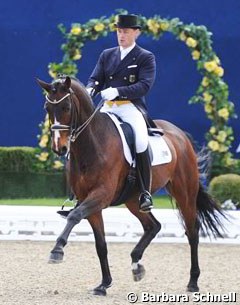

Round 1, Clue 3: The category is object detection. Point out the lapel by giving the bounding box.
[113,45,141,75]
[107,47,121,76]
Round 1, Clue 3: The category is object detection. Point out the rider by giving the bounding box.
[86,14,156,213]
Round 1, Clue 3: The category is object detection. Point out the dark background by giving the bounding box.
[0,0,239,156]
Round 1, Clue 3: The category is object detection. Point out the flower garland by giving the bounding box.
[38,10,238,175]
[36,114,64,171]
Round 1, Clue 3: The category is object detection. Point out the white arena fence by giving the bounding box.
[0,206,239,244]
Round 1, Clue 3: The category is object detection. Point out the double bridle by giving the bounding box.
[46,88,103,142]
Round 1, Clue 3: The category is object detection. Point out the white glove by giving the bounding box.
[101,87,119,101]
[86,87,93,95]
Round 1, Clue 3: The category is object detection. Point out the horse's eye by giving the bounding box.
[62,104,70,112]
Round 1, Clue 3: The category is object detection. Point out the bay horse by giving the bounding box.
[37,76,224,296]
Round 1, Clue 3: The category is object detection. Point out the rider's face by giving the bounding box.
[117,28,140,49]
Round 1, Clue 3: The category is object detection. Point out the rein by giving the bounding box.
[46,88,104,143]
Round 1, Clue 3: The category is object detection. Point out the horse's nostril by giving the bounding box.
[53,146,67,157]
[61,146,68,156]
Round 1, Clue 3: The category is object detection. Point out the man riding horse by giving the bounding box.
[86,14,156,213]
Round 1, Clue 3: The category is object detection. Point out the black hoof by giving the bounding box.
[187,285,199,292]
[48,250,64,264]
[93,285,107,296]
[132,264,146,282]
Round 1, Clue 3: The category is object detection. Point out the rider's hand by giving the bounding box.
[101,87,119,101]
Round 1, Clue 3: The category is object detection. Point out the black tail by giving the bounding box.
[184,131,227,237]
[197,183,226,238]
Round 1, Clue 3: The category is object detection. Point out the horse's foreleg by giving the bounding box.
[49,216,77,263]
[49,199,102,263]
[126,201,161,282]
[88,212,112,296]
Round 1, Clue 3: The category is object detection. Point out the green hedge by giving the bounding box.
[209,174,240,208]
[0,147,67,198]
[0,147,39,172]
[0,172,67,198]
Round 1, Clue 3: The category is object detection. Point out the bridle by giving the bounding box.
[46,88,104,143]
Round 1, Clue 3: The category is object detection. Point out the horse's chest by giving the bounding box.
[70,173,93,199]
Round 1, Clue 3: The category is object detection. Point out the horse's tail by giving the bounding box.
[184,131,227,237]
[196,183,226,238]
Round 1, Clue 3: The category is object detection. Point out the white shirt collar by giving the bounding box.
[120,43,136,60]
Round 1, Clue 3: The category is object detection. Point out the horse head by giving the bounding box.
[37,75,95,156]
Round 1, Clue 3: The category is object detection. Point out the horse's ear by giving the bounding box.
[64,76,71,90]
[36,78,52,93]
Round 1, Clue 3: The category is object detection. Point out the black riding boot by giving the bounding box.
[136,149,153,213]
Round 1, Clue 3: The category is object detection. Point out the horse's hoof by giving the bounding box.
[93,285,107,296]
[187,285,199,292]
[48,251,64,264]
[132,264,146,282]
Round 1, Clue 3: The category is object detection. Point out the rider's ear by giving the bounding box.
[63,76,71,90]
[36,78,52,93]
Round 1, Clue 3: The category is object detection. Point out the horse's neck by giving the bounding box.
[70,112,109,171]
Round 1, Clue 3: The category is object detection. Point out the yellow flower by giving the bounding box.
[203,92,213,102]
[39,135,49,148]
[204,60,218,72]
[70,26,82,35]
[201,77,209,87]
[38,152,49,162]
[186,37,198,48]
[48,70,57,79]
[225,157,235,166]
[192,50,200,60]
[216,131,227,143]
[204,104,213,113]
[214,66,224,77]
[219,144,228,152]
[114,15,119,24]
[109,22,116,32]
[53,160,64,169]
[214,56,221,65]
[147,19,160,34]
[179,31,187,41]
[94,23,105,32]
[208,140,220,151]
[72,49,81,60]
[44,117,50,128]
[209,126,216,134]
[160,22,169,31]
[218,108,229,120]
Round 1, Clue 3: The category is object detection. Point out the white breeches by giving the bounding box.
[100,102,148,153]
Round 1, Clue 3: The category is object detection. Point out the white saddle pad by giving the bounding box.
[106,113,172,166]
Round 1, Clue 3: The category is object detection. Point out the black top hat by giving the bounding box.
[115,14,141,29]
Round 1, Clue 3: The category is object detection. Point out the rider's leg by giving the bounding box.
[100,103,153,212]
[135,148,153,213]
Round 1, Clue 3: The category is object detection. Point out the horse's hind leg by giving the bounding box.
[168,182,200,292]
[125,200,161,282]
[88,212,112,296]
[186,217,200,292]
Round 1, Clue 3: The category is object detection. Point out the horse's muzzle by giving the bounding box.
[53,145,68,157]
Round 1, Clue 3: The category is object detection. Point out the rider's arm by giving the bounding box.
[87,51,106,95]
